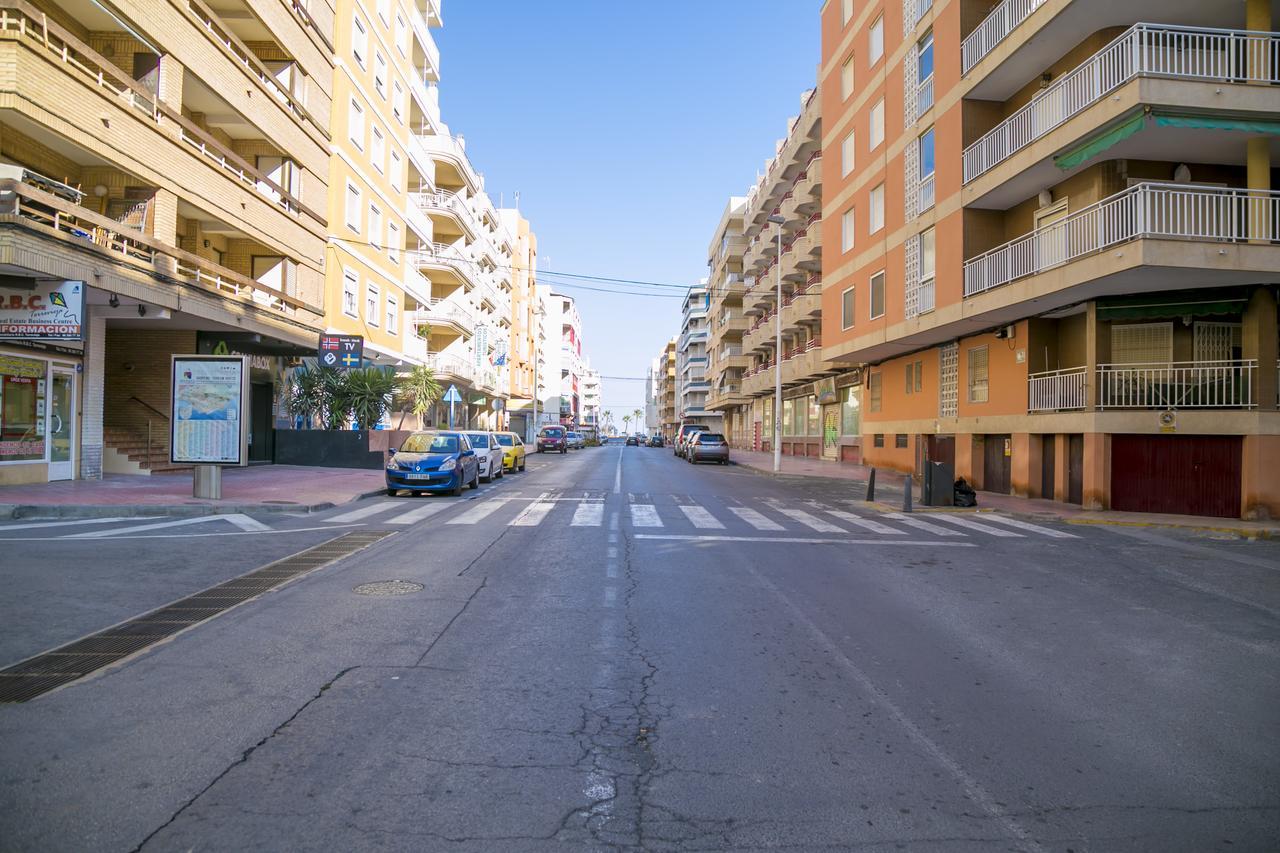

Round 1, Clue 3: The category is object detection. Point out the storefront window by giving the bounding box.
[763,398,773,438]
[807,397,820,436]
[841,386,861,435]
[782,399,794,436]
[0,354,47,462]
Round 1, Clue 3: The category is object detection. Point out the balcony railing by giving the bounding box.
[919,172,936,212]
[964,24,1280,182]
[409,242,479,288]
[414,299,474,334]
[424,352,473,382]
[916,74,934,117]
[962,0,1049,74]
[1028,366,1088,411]
[1099,360,1256,409]
[963,183,1280,297]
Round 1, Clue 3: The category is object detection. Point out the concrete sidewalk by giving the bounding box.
[730,447,1280,539]
[0,465,386,519]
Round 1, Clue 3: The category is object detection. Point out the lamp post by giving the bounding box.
[766,213,785,473]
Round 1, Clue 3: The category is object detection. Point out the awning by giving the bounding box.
[1055,113,1146,170]
[1154,114,1280,135]
[1096,288,1252,321]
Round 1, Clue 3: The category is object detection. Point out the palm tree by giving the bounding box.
[395,364,441,429]
[622,414,632,434]
[345,366,398,430]
[632,409,644,433]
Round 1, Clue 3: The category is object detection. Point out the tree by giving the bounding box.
[286,363,347,430]
[622,414,632,433]
[632,409,644,432]
[395,364,441,429]
[345,366,398,429]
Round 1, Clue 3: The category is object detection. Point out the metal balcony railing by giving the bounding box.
[919,172,936,212]
[1028,366,1088,411]
[423,352,473,382]
[1099,360,1256,409]
[964,24,1280,182]
[414,299,475,334]
[409,242,480,288]
[916,73,934,117]
[963,183,1280,297]
[962,0,1049,74]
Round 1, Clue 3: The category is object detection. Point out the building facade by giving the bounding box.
[819,0,1279,518]
[558,293,583,425]
[704,199,751,444]
[677,285,721,433]
[657,337,678,440]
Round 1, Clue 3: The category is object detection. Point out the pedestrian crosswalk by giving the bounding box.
[317,490,1079,542]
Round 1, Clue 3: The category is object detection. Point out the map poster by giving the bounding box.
[170,356,249,466]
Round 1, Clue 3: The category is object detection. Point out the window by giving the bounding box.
[0,354,48,462]
[395,9,409,55]
[870,270,885,319]
[377,0,390,26]
[841,130,856,177]
[342,268,359,317]
[841,54,855,100]
[895,434,908,449]
[782,398,794,436]
[920,227,935,312]
[369,204,382,249]
[870,98,885,149]
[348,99,364,149]
[906,362,914,393]
[345,182,361,231]
[386,293,398,335]
[869,373,882,412]
[392,81,404,123]
[869,183,884,233]
[873,433,885,447]
[389,150,402,191]
[374,52,387,99]
[387,221,399,264]
[906,360,923,393]
[919,127,935,178]
[352,15,367,68]
[842,0,853,25]
[841,208,855,252]
[1112,323,1173,364]
[841,385,861,435]
[968,346,989,403]
[841,286,855,330]
[919,30,934,82]
[365,283,380,325]
[869,16,884,65]
[371,126,385,172]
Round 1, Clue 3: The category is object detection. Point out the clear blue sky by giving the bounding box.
[437,2,819,416]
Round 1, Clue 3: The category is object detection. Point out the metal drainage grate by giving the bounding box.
[0,530,393,703]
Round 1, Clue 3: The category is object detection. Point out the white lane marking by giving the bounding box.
[678,505,725,530]
[613,447,623,493]
[629,505,662,527]
[825,510,906,535]
[0,516,160,531]
[975,514,1079,538]
[224,514,270,532]
[774,507,845,533]
[0,524,390,541]
[634,534,973,547]
[67,515,232,539]
[510,501,555,527]
[572,502,605,527]
[930,514,1023,537]
[386,502,450,525]
[881,512,966,537]
[325,503,403,524]
[446,499,510,525]
[728,507,785,531]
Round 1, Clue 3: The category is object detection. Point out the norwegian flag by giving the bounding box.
[320,336,341,350]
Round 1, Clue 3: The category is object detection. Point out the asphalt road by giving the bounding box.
[1,445,1277,851]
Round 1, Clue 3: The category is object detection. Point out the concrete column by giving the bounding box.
[1085,302,1101,409]
[151,187,178,245]
[1082,431,1110,511]
[158,55,184,111]
[79,305,107,480]
[1053,433,1070,502]
[1011,432,1035,498]
[956,434,978,489]
[1241,287,1278,410]
[1241,434,1280,520]
[1246,136,1272,243]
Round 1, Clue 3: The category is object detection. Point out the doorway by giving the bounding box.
[1067,434,1084,505]
[821,405,839,460]
[1040,434,1056,499]
[983,433,1012,494]
[48,367,76,480]
[249,382,273,463]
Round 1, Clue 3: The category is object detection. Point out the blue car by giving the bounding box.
[385,430,481,496]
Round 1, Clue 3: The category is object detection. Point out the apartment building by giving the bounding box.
[820,0,1278,519]
[704,198,751,444]
[677,284,722,433]
[657,337,678,439]
[558,293,583,425]
[0,0,335,482]
[741,88,863,461]
[645,356,662,432]
[581,367,602,431]
[504,210,538,438]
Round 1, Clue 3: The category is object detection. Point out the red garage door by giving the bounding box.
[1111,435,1242,518]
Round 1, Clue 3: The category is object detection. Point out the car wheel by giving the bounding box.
[519,459,526,471]
[451,475,464,497]
[386,487,398,496]
[469,470,480,490]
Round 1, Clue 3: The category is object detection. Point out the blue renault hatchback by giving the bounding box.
[386,430,481,496]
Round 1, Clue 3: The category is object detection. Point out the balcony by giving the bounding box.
[416,134,481,192]
[424,352,474,385]
[410,242,480,291]
[962,0,1050,75]
[414,299,475,337]
[964,24,1280,185]
[1028,362,1259,410]
[780,339,827,386]
[413,191,475,239]
[964,183,1280,298]
[1027,366,1089,411]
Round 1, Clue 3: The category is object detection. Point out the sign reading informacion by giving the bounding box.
[0,280,85,340]
[170,356,249,466]
[318,334,363,369]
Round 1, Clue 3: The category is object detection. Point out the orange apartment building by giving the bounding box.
[819,0,1279,519]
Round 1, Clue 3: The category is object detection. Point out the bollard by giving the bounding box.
[902,474,913,513]
[864,467,876,502]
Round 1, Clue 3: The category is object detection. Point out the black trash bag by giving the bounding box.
[953,477,977,508]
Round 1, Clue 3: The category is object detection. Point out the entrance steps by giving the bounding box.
[103,428,192,475]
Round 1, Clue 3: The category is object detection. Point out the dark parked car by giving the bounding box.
[537,425,568,453]
[687,432,730,465]
[386,430,481,496]
[647,434,665,447]
[625,435,640,446]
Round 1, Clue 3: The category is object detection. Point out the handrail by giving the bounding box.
[0,0,322,224]
[0,179,316,313]
[962,0,1049,74]
[128,396,169,421]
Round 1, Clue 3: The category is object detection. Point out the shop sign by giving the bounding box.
[317,334,363,369]
[0,280,84,340]
[170,355,249,466]
[815,377,839,405]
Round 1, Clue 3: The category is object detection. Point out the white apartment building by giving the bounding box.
[558,293,584,425]
[581,367,602,432]
[645,357,662,433]
[677,285,721,432]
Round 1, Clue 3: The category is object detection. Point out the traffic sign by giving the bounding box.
[442,384,463,403]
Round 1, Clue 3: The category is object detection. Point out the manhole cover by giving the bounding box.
[353,580,424,596]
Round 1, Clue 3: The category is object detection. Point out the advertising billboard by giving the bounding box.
[0,280,85,340]
[170,355,249,466]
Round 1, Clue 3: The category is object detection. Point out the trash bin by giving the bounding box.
[922,461,954,507]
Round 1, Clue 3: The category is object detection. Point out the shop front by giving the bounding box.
[0,348,80,485]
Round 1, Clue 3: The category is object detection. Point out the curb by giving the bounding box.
[1063,516,1277,540]
[0,486,387,521]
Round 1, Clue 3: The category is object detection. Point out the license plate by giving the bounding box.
[406,473,432,480]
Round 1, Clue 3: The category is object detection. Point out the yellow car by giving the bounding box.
[494,432,527,472]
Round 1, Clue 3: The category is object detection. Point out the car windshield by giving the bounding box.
[400,433,459,454]
[467,433,490,448]
[699,434,725,443]
[542,428,564,437]
[494,434,515,447]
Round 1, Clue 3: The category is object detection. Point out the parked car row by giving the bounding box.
[386,429,527,497]
[536,425,595,453]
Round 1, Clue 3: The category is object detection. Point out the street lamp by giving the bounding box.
[766,213,785,473]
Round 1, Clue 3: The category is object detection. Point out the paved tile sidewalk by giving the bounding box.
[0,465,386,518]
[730,448,1279,538]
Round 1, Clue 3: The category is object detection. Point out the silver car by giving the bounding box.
[687,432,730,465]
[462,431,505,482]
